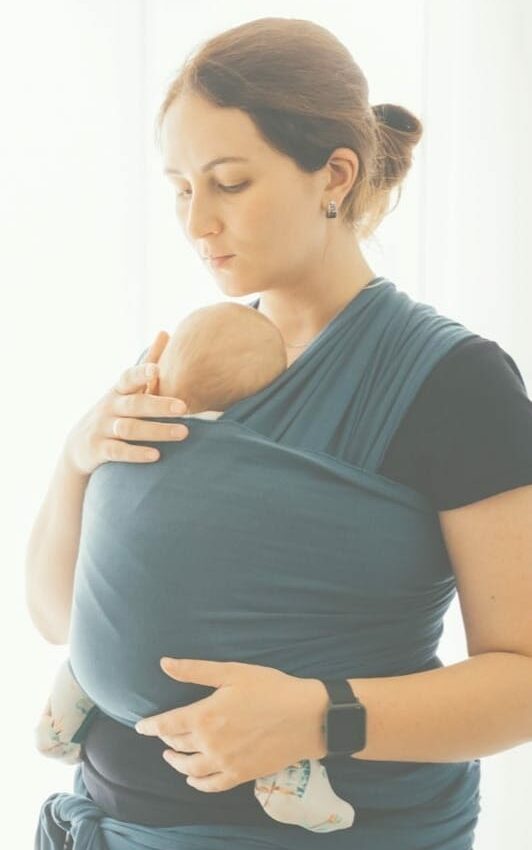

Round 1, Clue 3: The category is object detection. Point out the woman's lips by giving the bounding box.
[209,255,234,268]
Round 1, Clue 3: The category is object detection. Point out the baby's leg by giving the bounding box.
[254,759,355,833]
[34,659,97,764]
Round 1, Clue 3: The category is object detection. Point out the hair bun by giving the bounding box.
[372,103,418,133]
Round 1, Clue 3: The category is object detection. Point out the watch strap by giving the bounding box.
[321,678,361,706]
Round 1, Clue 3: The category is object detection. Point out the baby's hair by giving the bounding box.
[160,303,287,412]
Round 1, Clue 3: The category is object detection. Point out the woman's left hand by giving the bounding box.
[135,658,328,792]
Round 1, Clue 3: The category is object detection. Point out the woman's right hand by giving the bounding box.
[64,330,189,475]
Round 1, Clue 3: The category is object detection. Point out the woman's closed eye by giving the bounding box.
[175,182,249,198]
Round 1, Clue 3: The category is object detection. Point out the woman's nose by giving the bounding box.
[184,194,223,242]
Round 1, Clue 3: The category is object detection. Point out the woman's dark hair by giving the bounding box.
[154,17,423,240]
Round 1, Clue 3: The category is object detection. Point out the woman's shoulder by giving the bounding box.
[380,334,532,510]
[418,333,527,393]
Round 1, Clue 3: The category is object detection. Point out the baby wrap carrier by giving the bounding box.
[36,280,481,849]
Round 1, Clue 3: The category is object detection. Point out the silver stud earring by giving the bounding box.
[326,200,337,218]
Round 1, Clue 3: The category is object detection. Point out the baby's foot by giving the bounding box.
[254,759,355,833]
[34,711,83,764]
[34,660,96,764]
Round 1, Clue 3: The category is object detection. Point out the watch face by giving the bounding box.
[327,703,366,754]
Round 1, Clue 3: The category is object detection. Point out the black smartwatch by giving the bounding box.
[320,679,367,758]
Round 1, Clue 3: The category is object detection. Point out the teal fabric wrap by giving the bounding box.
[35,762,480,849]
[45,279,482,847]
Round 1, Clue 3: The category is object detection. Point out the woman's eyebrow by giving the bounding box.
[164,156,249,176]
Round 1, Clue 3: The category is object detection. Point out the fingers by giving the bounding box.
[113,386,188,419]
[107,416,189,443]
[141,331,170,394]
[100,438,161,464]
[141,330,170,365]
[99,335,189,466]
[114,363,160,396]
[145,371,159,396]
[162,750,220,780]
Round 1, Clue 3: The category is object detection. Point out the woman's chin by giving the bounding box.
[214,273,258,299]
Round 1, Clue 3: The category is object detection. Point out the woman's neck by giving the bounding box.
[256,238,376,348]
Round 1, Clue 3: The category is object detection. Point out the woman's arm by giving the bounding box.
[25,329,185,645]
[344,651,532,762]
[25,450,89,644]
[341,484,532,762]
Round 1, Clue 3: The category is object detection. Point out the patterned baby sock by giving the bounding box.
[34,658,97,764]
[254,758,355,833]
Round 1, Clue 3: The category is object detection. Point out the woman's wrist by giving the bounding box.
[63,428,91,480]
[303,678,329,760]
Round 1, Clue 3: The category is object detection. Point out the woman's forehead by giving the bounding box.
[161,94,276,174]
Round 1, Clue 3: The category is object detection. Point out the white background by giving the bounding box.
[1,1,531,847]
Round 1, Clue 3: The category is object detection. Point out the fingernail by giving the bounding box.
[170,401,187,414]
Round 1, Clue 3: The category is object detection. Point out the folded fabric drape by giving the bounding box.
[36,280,482,848]
[36,758,480,850]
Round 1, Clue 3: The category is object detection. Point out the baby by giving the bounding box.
[34,301,355,834]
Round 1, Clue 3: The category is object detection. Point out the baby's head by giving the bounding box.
[156,302,287,414]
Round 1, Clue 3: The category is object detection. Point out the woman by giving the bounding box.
[28,16,532,850]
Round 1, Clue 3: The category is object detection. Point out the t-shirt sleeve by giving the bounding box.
[382,335,532,510]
